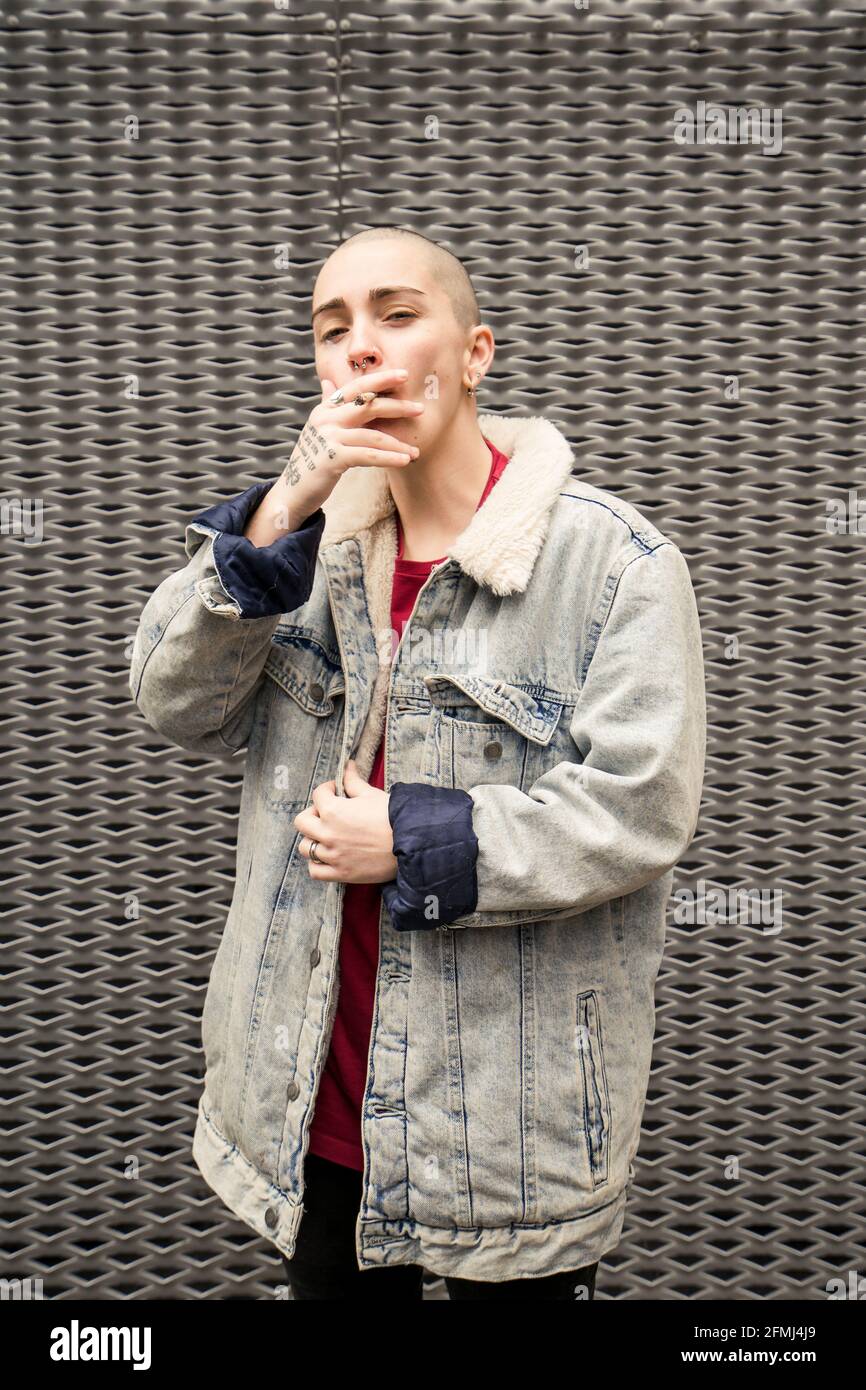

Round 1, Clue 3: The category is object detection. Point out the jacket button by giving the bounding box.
[287,1080,299,1100]
[309,682,324,702]
[264,1206,279,1229]
[483,740,502,759]
[310,947,320,967]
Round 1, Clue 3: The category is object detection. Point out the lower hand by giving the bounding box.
[294,759,398,884]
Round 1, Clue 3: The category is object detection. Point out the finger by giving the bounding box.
[293,807,322,838]
[338,402,424,431]
[321,372,414,419]
[311,779,337,813]
[330,442,415,468]
[335,367,409,399]
[325,437,416,469]
[339,428,420,450]
[307,860,342,881]
[347,395,424,417]
[342,760,364,793]
[300,835,332,864]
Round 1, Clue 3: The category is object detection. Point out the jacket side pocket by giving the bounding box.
[576,989,612,1188]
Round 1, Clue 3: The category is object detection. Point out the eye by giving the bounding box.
[322,310,417,344]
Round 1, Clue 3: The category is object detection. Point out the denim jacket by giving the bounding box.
[128,411,707,1281]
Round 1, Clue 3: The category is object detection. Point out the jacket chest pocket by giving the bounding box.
[264,628,345,716]
[575,989,611,1189]
[423,672,566,793]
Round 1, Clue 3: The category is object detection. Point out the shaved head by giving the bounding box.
[320,226,479,334]
[310,224,496,460]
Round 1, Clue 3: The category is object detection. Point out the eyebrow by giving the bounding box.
[311,285,427,325]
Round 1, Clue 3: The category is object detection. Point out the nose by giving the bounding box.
[345,342,381,374]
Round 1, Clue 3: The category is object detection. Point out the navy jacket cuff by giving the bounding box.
[187,480,326,619]
[382,783,479,932]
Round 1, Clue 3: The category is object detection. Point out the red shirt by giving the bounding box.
[307,436,510,1170]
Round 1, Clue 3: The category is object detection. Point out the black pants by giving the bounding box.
[280,1152,599,1300]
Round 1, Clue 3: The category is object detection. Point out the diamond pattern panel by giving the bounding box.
[1,1,863,1299]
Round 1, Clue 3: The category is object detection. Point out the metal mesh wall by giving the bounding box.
[1,0,864,1300]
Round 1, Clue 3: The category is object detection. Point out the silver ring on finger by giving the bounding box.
[327,387,378,408]
[309,840,324,864]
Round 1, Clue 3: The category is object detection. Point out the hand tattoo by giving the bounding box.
[282,423,336,487]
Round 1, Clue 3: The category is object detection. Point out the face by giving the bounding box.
[311,239,479,448]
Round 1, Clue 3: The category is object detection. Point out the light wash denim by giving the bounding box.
[128,412,706,1281]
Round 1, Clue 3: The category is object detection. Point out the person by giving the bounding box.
[129,225,707,1299]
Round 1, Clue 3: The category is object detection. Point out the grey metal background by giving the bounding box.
[1,0,864,1301]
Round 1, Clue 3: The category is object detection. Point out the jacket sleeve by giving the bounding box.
[381,541,706,932]
[128,480,325,756]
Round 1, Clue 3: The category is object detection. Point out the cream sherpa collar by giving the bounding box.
[318,412,575,597]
